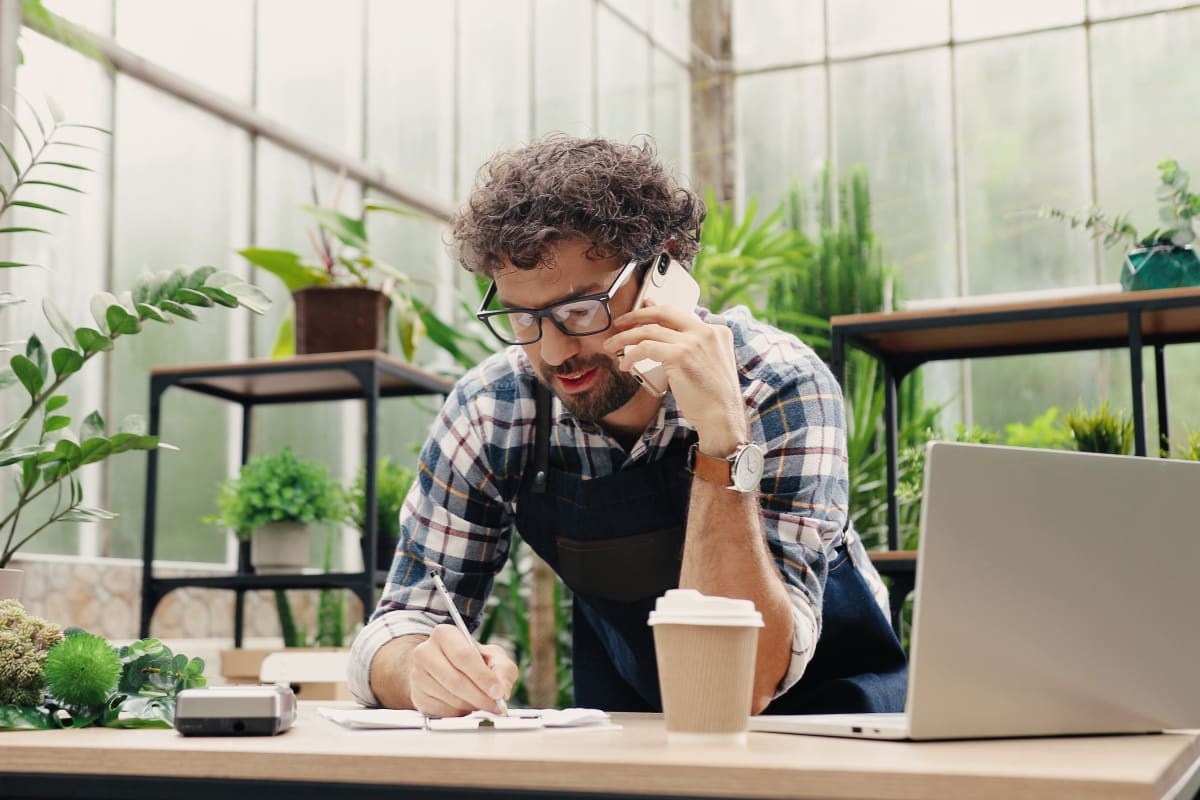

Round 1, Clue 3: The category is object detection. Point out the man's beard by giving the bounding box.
[538,354,642,423]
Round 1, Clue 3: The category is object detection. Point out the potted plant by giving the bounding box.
[0,99,269,599]
[237,175,437,359]
[346,455,415,569]
[209,447,346,574]
[1041,158,1200,291]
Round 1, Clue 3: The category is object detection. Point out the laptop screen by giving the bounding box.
[904,442,1200,739]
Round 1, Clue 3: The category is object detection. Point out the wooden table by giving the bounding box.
[830,285,1200,552]
[2,706,1198,799]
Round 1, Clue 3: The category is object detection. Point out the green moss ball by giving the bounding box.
[42,633,121,708]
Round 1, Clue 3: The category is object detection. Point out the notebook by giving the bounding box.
[750,441,1200,740]
[318,706,613,731]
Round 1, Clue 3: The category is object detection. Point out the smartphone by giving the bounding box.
[627,252,701,397]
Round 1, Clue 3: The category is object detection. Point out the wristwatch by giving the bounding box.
[687,441,765,493]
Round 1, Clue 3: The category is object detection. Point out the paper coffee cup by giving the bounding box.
[648,589,763,743]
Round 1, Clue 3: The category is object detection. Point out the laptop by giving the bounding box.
[750,441,1200,740]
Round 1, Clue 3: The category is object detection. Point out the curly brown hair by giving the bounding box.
[449,136,705,276]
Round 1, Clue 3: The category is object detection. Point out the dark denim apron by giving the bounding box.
[513,383,907,714]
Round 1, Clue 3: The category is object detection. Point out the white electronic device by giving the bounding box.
[175,684,297,736]
[750,442,1200,741]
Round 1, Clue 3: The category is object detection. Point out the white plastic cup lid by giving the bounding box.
[646,589,764,628]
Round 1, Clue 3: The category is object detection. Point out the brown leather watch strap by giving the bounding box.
[687,443,733,487]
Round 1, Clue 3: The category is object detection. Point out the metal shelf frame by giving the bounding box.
[138,351,454,646]
[830,286,1200,630]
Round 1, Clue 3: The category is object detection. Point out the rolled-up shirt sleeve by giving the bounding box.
[747,347,882,699]
[348,378,517,707]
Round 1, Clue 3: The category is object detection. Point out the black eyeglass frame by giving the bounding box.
[474,256,645,345]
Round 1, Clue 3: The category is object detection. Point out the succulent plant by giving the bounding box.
[0,599,64,706]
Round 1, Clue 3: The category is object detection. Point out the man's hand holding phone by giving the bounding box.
[605,255,747,450]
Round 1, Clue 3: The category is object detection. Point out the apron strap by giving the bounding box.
[532,382,551,494]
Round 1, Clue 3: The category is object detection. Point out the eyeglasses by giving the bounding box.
[475,257,643,345]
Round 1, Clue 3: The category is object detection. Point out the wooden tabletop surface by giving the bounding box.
[1,706,1197,799]
[830,284,1200,360]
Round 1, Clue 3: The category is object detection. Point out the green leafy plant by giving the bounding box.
[0,93,107,268]
[1040,159,1200,251]
[0,99,269,569]
[209,447,346,539]
[422,274,501,372]
[211,448,348,647]
[0,266,269,569]
[1064,401,1134,455]
[0,600,204,729]
[692,189,818,332]
[347,456,415,542]
[238,175,449,360]
[1003,406,1075,450]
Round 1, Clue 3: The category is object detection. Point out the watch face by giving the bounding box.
[732,444,765,492]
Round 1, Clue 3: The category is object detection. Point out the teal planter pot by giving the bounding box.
[1121,245,1200,291]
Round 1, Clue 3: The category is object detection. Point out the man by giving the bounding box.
[348,136,906,716]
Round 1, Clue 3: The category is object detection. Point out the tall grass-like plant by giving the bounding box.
[696,165,938,550]
[783,165,934,549]
[273,525,346,648]
[1177,431,1200,461]
[776,165,894,363]
[844,353,940,550]
[1064,401,1134,455]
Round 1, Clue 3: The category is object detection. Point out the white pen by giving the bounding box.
[431,570,510,716]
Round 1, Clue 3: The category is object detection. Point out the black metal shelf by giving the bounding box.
[138,351,453,646]
[149,571,394,593]
[831,285,1200,555]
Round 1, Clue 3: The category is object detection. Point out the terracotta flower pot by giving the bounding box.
[292,286,390,354]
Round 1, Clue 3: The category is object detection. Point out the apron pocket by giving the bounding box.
[557,527,683,603]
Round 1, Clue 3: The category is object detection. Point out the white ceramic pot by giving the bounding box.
[0,567,24,600]
[250,521,311,574]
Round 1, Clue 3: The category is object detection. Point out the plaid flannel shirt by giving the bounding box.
[348,306,889,706]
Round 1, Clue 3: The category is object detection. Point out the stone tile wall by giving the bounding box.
[10,555,365,645]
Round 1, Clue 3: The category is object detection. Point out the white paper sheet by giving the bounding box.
[318,706,612,731]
